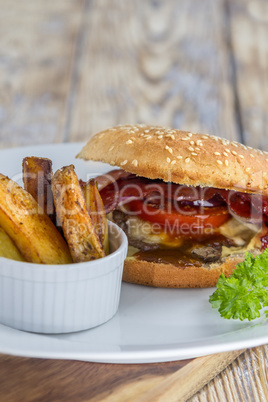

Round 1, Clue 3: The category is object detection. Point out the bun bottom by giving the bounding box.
[122,254,255,288]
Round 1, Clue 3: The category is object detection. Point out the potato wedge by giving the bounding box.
[0,173,72,264]
[82,179,109,255]
[22,156,55,219]
[52,165,105,263]
[0,227,25,261]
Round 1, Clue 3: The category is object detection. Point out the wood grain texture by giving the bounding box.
[0,0,83,148]
[227,0,268,150]
[136,349,244,402]
[0,350,244,402]
[190,346,268,402]
[69,0,238,142]
[0,354,183,401]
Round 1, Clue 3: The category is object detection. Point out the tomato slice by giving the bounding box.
[127,200,230,237]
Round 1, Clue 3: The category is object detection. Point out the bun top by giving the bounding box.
[76,124,268,195]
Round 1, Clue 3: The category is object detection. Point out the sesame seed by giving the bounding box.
[250,154,254,158]
[158,135,163,139]
[238,154,244,159]
[125,140,133,144]
[144,129,150,133]
[185,157,190,163]
[110,161,115,165]
[145,135,152,140]
[171,160,176,165]
[177,155,182,159]
[266,159,268,162]
[167,157,171,163]
[165,145,173,154]
[191,152,198,156]
[231,142,238,147]
[225,149,230,153]
[132,159,138,167]
[188,146,195,152]
[188,133,193,137]
[217,160,223,165]
[166,134,175,140]
[190,140,195,145]
[195,147,200,151]
[214,152,221,156]
[223,152,228,157]
[231,150,237,156]
[246,167,250,172]
[109,146,114,152]
[259,150,264,155]
[202,135,208,139]
[121,160,128,166]
[225,160,229,166]
[182,137,190,141]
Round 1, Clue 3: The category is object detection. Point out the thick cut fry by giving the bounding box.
[22,157,55,218]
[0,173,72,264]
[0,227,25,261]
[82,179,109,255]
[52,165,105,263]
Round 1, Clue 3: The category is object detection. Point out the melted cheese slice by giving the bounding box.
[219,219,262,257]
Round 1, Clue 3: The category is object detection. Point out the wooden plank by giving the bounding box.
[0,350,244,402]
[134,349,244,402]
[0,0,83,148]
[69,0,238,142]
[227,0,268,149]
[190,345,268,402]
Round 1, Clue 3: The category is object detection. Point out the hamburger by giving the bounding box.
[77,124,268,288]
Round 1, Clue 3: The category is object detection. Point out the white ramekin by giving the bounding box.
[0,221,128,334]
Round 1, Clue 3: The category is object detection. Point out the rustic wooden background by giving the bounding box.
[1,0,268,400]
[1,0,268,150]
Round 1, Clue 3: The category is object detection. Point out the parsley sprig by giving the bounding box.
[209,248,268,321]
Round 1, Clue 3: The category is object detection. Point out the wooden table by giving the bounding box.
[1,0,268,400]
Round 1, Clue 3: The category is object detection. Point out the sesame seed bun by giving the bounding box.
[76,124,268,196]
[77,125,267,288]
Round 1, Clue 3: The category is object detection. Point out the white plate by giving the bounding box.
[0,143,267,364]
